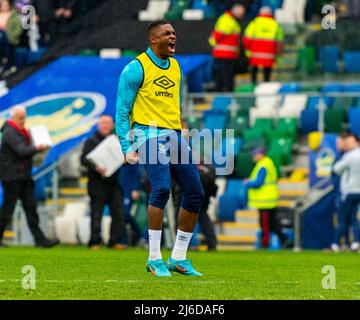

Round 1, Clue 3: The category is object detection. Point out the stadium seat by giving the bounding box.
[267,148,282,177]
[253,118,274,135]
[204,110,227,131]
[279,83,300,93]
[297,46,316,74]
[348,108,360,136]
[218,179,246,221]
[212,96,232,111]
[226,114,248,137]
[261,0,283,13]
[235,83,255,93]
[282,0,306,23]
[344,52,360,73]
[187,115,201,130]
[279,94,308,118]
[269,137,293,166]
[306,96,320,110]
[324,109,344,133]
[165,0,191,20]
[234,152,255,179]
[319,46,340,73]
[254,82,282,109]
[322,83,342,107]
[249,107,277,126]
[138,0,171,21]
[300,109,319,134]
[183,9,204,20]
[243,128,263,143]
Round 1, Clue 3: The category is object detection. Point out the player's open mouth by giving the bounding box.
[168,42,176,53]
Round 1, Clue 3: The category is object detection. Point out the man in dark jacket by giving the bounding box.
[81,115,126,250]
[0,106,59,248]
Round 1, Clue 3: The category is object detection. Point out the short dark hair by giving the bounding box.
[345,132,360,142]
[146,20,170,40]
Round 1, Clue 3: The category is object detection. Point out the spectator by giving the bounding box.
[80,115,126,251]
[244,148,287,249]
[209,3,245,92]
[332,133,360,252]
[331,134,350,250]
[0,0,23,71]
[243,6,284,84]
[0,106,59,248]
[51,0,80,38]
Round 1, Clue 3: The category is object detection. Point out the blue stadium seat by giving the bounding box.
[344,51,360,73]
[212,96,232,111]
[218,179,246,221]
[204,110,227,131]
[0,185,3,208]
[261,0,283,13]
[300,109,318,134]
[279,83,300,93]
[322,83,342,107]
[307,96,320,110]
[319,46,340,73]
[349,108,360,136]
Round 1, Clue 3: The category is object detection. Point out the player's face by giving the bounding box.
[153,24,177,58]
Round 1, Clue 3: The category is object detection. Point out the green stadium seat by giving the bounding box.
[253,118,273,135]
[165,0,191,20]
[187,115,201,130]
[243,128,263,143]
[276,118,298,139]
[235,83,255,93]
[234,151,255,179]
[269,137,293,166]
[236,97,255,112]
[226,115,248,137]
[297,46,316,74]
[267,149,282,177]
[324,109,345,133]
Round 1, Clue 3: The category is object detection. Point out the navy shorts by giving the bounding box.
[138,131,205,213]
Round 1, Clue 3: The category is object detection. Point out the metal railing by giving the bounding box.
[12,144,83,245]
[185,91,360,134]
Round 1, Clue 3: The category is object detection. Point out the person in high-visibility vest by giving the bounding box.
[209,3,245,92]
[245,148,287,249]
[243,6,284,84]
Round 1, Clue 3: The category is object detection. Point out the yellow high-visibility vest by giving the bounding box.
[248,156,279,209]
[131,52,182,130]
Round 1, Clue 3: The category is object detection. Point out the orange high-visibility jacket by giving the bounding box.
[209,11,241,60]
[243,13,284,68]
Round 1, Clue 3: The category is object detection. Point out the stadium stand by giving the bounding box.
[0,0,360,252]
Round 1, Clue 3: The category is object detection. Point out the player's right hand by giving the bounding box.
[125,152,139,165]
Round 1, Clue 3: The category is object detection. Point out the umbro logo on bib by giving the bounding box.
[153,76,175,90]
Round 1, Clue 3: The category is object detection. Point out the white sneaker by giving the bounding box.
[350,242,359,252]
[331,243,340,252]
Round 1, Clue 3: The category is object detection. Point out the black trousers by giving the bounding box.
[0,179,46,244]
[259,208,287,248]
[251,66,272,84]
[213,58,237,92]
[88,180,125,246]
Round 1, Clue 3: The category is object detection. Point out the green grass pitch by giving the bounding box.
[0,246,359,300]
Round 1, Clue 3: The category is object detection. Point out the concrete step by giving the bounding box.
[60,187,87,197]
[217,234,256,244]
[221,222,259,237]
[235,210,258,224]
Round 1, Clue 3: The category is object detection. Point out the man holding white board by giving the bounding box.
[81,115,126,250]
[0,106,59,248]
